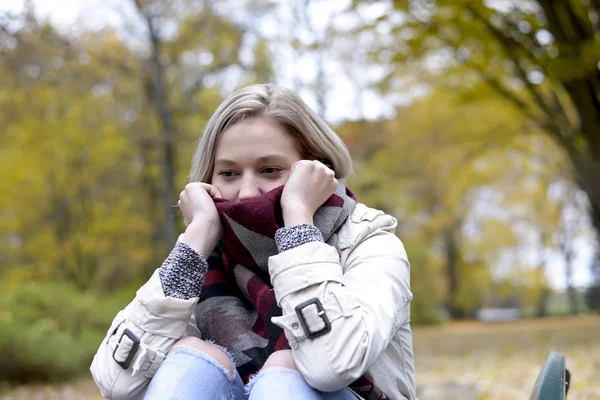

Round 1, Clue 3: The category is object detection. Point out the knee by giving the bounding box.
[261,350,297,371]
[171,337,235,376]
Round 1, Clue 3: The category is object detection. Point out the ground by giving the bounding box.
[413,315,600,400]
[1,315,598,400]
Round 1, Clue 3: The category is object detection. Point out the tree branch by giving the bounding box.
[537,0,569,41]
[466,5,562,121]
[561,0,594,40]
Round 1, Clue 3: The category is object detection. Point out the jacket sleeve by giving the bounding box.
[268,213,412,392]
[90,240,205,399]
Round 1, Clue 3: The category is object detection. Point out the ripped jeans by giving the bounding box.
[143,345,358,400]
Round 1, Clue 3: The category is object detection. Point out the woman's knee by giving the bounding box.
[261,350,297,371]
[171,337,235,376]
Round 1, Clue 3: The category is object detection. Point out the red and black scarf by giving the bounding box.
[194,184,388,399]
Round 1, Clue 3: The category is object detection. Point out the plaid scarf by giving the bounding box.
[194,184,389,399]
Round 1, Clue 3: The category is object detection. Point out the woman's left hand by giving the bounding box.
[281,160,338,226]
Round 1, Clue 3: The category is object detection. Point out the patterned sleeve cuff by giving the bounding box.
[275,224,324,253]
[158,242,208,300]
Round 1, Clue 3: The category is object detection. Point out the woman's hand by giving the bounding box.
[281,160,338,227]
[179,183,223,257]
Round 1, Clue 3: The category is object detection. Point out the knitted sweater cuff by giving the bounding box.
[158,242,207,300]
[275,224,324,253]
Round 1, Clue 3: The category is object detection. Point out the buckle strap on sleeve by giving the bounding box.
[295,298,331,339]
[271,294,349,342]
[112,328,140,369]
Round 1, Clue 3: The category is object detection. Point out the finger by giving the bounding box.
[314,159,334,173]
[193,182,212,193]
[292,160,306,170]
[207,185,223,199]
[197,182,222,199]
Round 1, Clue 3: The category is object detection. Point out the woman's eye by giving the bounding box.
[217,171,236,178]
[262,167,282,175]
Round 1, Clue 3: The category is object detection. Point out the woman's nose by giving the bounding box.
[237,177,261,201]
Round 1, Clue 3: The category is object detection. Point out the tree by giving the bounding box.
[0,13,153,289]
[340,80,593,319]
[132,0,180,247]
[586,283,600,312]
[0,3,275,290]
[81,0,277,256]
[341,88,528,318]
[126,0,255,247]
[555,181,591,315]
[350,0,600,279]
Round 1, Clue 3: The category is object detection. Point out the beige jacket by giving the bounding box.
[90,203,416,400]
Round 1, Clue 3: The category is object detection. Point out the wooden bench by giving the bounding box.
[530,351,571,400]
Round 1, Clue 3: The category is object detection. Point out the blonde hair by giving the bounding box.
[189,84,353,183]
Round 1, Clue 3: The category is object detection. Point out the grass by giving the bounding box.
[1,315,598,399]
[0,379,104,400]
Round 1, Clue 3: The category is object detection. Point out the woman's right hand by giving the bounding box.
[178,183,223,257]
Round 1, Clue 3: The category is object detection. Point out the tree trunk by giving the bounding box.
[536,287,550,318]
[591,208,600,283]
[134,0,178,247]
[443,225,464,319]
[139,138,167,270]
[567,286,579,315]
[564,249,579,315]
[536,231,549,318]
[569,154,600,282]
[539,0,600,282]
[148,48,178,247]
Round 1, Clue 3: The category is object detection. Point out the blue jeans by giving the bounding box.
[144,345,357,400]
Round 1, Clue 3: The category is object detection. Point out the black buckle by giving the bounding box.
[112,328,140,369]
[295,298,331,339]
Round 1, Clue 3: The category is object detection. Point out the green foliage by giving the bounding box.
[342,88,576,319]
[0,4,273,292]
[405,241,446,325]
[0,282,131,382]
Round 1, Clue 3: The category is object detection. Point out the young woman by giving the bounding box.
[91,84,416,400]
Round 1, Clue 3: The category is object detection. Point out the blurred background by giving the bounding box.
[1,0,599,399]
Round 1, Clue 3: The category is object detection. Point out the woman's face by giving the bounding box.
[211,117,303,202]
